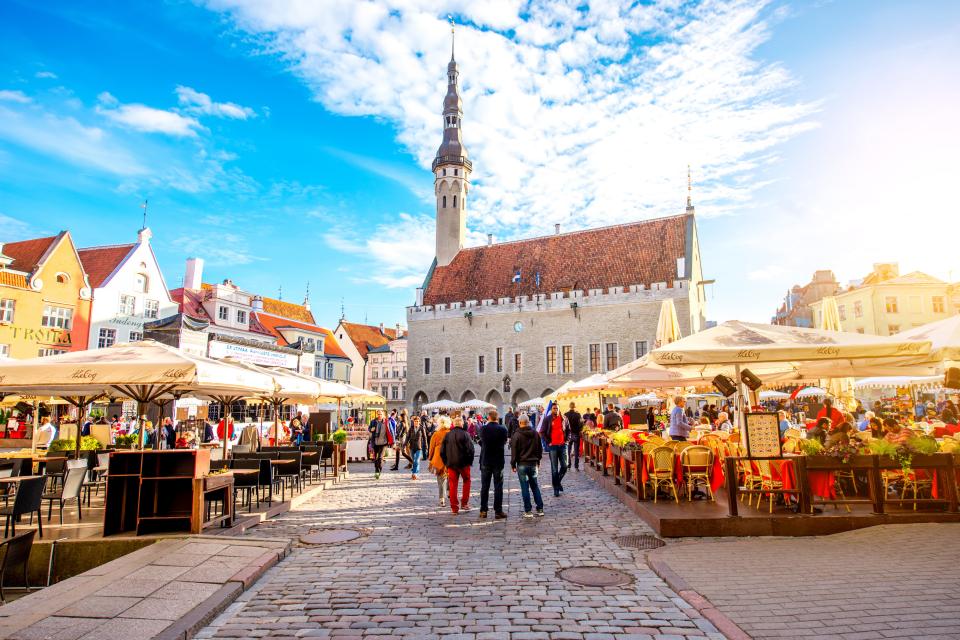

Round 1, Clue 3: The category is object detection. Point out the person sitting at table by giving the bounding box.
[867,417,883,439]
[807,417,830,444]
[778,410,791,437]
[825,421,853,447]
[716,411,733,432]
[882,418,911,445]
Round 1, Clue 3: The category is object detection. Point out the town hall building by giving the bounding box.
[406,43,709,413]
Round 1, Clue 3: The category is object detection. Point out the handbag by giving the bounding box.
[367,438,375,460]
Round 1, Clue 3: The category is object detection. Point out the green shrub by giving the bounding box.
[331,429,348,445]
[799,439,823,456]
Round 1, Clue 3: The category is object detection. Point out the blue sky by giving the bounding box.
[1,0,958,331]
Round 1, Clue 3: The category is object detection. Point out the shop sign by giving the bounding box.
[1,325,72,346]
[107,315,145,328]
[744,412,782,458]
[208,340,298,369]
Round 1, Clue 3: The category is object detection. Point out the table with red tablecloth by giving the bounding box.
[636,448,725,495]
[768,457,836,500]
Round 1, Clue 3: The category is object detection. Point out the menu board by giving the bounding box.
[745,412,782,458]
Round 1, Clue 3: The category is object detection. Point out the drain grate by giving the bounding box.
[300,529,362,545]
[557,566,634,587]
[615,534,666,550]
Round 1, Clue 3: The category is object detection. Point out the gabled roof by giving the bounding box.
[338,321,398,360]
[254,312,349,358]
[1,234,60,274]
[883,271,945,286]
[77,243,136,288]
[261,296,315,324]
[422,213,690,306]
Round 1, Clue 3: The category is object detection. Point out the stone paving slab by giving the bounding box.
[197,456,724,640]
[0,534,292,640]
[650,522,960,639]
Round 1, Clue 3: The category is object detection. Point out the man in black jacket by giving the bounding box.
[564,402,583,471]
[440,416,475,514]
[510,414,544,518]
[603,403,623,431]
[478,410,508,519]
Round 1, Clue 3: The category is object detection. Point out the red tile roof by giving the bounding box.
[339,321,398,360]
[422,214,690,306]
[261,296,315,324]
[77,244,135,288]
[1,235,59,273]
[254,313,348,358]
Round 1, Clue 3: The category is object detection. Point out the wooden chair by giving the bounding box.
[756,460,784,513]
[648,446,679,504]
[680,445,714,501]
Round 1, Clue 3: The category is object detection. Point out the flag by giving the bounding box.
[512,269,521,283]
[537,400,554,438]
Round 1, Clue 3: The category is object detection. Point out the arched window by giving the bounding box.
[453,195,457,208]
[442,195,447,208]
[55,273,69,284]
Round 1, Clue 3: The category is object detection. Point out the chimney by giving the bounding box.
[137,227,152,244]
[379,322,385,334]
[487,233,493,246]
[416,287,424,306]
[395,323,402,338]
[252,295,264,313]
[184,257,204,290]
[554,223,560,235]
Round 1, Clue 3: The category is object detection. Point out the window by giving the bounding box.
[478,355,485,374]
[933,296,945,313]
[856,328,864,334]
[218,306,228,321]
[0,299,14,323]
[393,368,399,378]
[98,328,116,348]
[38,348,67,357]
[605,342,618,371]
[514,353,522,373]
[589,343,601,372]
[314,360,324,378]
[326,361,334,380]
[128,331,143,342]
[0,344,9,358]
[634,341,648,359]
[545,346,557,374]
[391,386,399,400]
[561,345,573,374]
[444,357,451,374]
[442,195,447,208]
[454,169,458,176]
[838,305,846,321]
[424,358,431,375]
[144,299,159,319]
[119,294,135,316]
[442,168,446,176]
[42,305,73,330]
[496,347,503,373]
[885,296,898,313]
[134,273,148,293]
[236,310,247,324]
[55,273,68,284]
[453,195,458,208]
[400,386,405,400]
[854,301,863,318]
[888,324,900,335]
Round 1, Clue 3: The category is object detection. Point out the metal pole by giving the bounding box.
[31,399,39,454]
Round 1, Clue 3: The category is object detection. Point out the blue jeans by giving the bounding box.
[548,444,568,492]
[411,449,422,474]
[515,464,544,512]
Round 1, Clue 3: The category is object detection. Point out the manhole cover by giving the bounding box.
[615,534,666,550]
[300,529,361,545]
[558,566,634,587]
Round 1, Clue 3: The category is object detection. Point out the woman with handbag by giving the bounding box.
[427,415,452,505]
[368,410,392,480]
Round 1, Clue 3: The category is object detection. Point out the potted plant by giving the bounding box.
[331,428,348,446]
[114,434,138,449]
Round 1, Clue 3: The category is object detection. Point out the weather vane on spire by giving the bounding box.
[141,198,148,230]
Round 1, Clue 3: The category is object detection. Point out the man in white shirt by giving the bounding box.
[37,417,56,448]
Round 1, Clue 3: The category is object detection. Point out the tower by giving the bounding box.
[433,22,471,267]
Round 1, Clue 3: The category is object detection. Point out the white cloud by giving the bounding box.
[0,212,32,241]
[35,71,58,79]
[748,265,786,281]
[324,213,435,288]
[96,92,201,137]
[0,90,32,104]
[172,233,267,266]
[175,86,256,120]
[203,0,815,243]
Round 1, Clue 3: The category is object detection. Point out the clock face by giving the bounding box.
[513,321,523,332]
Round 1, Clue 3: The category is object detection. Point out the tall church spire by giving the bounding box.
[433,18,472,267]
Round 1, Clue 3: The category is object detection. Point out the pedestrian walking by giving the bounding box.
[541,403,570,497]
[390,410,412,470]
[405,415,428,480]
[505,406,520,442]
[565,402,583,471]
[440,416,475,514]
[478,409,508,519]
[510,414,544,518]
[368,410,393,479]
[427,415,451,506]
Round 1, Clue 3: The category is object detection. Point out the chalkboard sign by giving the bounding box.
[745,412,782,458]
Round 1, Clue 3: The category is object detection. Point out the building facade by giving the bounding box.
[809,263,959,336]
[367,336,407,409]
[0,232,91,359]
[333,320,401,389]
[771,270,840,327]
[406,46,708,413]
[79,227,179,349]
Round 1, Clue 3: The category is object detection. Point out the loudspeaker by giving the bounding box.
[713,374,738,397]
[945,367,960,390]
[740,368,763,392]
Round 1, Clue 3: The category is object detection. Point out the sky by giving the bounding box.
[1,0,958,331]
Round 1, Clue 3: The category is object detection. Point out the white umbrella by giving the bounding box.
[422,399,460,411]
[794,386,828,398]
[819,296,856,410]
[896,315,960,365]
[655,298,682,348]
[516,397,545,409]
[459,398,495,411]
[854,375,943,390]
[759,390,791,400]
[627,392,661,405]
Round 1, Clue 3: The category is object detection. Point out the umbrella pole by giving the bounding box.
[221,398,231,462]
[31,399,38,454]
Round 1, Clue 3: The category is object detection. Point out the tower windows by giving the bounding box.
[453,195,457,208]
[442,196,447,208]
[454,169,458,176]
[442,169,446,176]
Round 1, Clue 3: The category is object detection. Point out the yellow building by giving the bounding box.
[0,232,92,359]
[810,263,958,336]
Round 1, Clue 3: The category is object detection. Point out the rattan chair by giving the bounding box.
[648,446,679,504]
[783,428,801,439]
[679,445,714,501]
[756,460,784,513]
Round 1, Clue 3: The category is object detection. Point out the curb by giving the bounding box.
[647,555,752,640]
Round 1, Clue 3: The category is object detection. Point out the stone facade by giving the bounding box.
[367,336,407,409]
[408,284,693,412]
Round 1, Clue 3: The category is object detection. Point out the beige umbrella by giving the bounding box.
[655,299,683,348]
[819,296,857,410]
[896,315,960,365]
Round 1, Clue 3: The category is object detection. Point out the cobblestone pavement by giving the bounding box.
[650,522,960,639]
[198,455,725,640]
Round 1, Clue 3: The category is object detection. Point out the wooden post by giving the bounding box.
[612,448,621,485]
[634,450,644,501]
[944,454,958,513]
[601,440,608,476]
[795,455,811,515]
[868,454,884,514]
[725,456,739,517]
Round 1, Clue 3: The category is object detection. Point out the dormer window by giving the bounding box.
[55,273,69,284]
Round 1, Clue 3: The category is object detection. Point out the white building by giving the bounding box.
[79,227,178,349]
[367,335,407,409]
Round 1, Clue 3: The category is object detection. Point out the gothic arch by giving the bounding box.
[437,390,452,402]
[541,388,555,397]
[485,390,504,412]
[412,391,428,411]
[459,390,476,403]
[511,388,529,406]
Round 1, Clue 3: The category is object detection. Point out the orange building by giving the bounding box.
[0,231,92,359]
